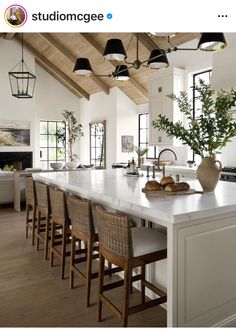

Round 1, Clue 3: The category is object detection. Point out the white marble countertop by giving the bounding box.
[33,169,236,226]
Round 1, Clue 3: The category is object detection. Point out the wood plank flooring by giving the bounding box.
[0,206,167,327]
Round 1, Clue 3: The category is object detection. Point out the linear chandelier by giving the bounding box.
[73,33,227,81]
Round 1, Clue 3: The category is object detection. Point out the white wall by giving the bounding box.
[116,88,138,163]
[0,38,36,158]
[79,87,138,168]
[0,38,80,167]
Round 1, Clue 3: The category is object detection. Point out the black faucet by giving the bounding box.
[156,148,177,172]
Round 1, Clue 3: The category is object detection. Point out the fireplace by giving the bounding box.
[0,152,33,170]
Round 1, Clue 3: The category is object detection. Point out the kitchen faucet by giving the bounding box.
[156,148,177,173]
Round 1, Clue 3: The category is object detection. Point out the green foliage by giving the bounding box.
[152,80,236,157]
[61,110,84,162]
[135,147,149,156]
[3,164,16,172]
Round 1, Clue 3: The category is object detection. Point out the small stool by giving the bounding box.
[67,195,120,307]
[49,186,71,279]
[96,205,167,327]
[25,177,37,245]
[35,181,51,260]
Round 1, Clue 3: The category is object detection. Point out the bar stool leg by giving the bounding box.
[123,264,132,327]
[97,253,105,322]
[141,265,146,304]
[86,239,93,307]
[36,210,41,251]
[31,205,36,246]
[25,204,29,238]
[44,212,50,260]
[50,221,55,267]
[70,234,76,289]
[61,224,67,280]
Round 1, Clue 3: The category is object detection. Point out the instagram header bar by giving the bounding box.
[0,0,235,32]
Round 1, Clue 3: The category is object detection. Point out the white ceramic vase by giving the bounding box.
[196,156,222,192]
[65,161,79,170]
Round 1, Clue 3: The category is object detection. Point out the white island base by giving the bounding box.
[33,169,236,327]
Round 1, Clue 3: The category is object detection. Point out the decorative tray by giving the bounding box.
[141,188,197,196]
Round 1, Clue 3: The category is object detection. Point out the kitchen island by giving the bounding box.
[33,169,236,327]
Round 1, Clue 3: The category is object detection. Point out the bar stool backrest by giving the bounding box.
[67,195,95,236]
[49,186,68,224]
[25,177,35,204]
[35,181,50,209]
[96,206,133,259]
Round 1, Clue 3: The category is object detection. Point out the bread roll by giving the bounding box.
[164,182,190,192]
[160,176,175,187]
[145,180,161,191]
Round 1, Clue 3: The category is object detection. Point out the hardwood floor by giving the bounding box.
[0,206,167,327]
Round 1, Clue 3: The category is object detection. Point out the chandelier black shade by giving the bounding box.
[148,49,169,69]
[73,33,227,81]
[198,33,227,51]
[103,38,127,61]
[73,58,92,76]
[8,34,36,99]
[113,65,130,81]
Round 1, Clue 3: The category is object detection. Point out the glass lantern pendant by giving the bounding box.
[8,34,36,98]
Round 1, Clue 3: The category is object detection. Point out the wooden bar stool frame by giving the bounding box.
[25,177,37,245]
[49,186,71,279]
[67,195,121,307]
[96,206,167,327]
[35,181,51,260]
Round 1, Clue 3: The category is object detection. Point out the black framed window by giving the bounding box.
[40,121,66,170]
[90,121,106,169]
[193,69,212,119]
[138,113,156,159]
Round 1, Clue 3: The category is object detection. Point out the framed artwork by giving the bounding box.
[0,120,30,146]
[121,135,134,153]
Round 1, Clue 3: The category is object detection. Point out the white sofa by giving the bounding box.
[0,171,25,205]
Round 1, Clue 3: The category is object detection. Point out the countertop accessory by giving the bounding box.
[142,188,196,196]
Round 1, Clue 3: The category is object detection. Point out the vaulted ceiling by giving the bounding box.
[1,32,199,104]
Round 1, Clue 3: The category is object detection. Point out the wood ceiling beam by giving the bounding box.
[80,33,148,101]
[139,33,200,52]
[3,33,16,40]
[40,33,110,95]
[138,34,156,52]
[15,35,90,100]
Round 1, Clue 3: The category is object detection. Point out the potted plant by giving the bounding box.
[60,110,84,169]
[135,147,148,167]
[153,80,236,192]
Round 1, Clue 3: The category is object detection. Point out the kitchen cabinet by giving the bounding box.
[33,169,236,327]
[149,68,185,146]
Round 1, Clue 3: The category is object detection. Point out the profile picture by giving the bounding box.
[5,5,27,27]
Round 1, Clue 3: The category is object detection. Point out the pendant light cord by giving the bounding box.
[21,33,24,62]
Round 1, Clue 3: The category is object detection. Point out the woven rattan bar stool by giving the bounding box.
[25,177,37,245]
[49,186,71,279]
[35,181,51,260]
[96,206,167,327]
[67,195,121,307]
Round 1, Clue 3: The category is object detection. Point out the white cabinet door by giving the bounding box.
[177,216,236,326]
[149,96,173,145]
[149,68,184,146]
